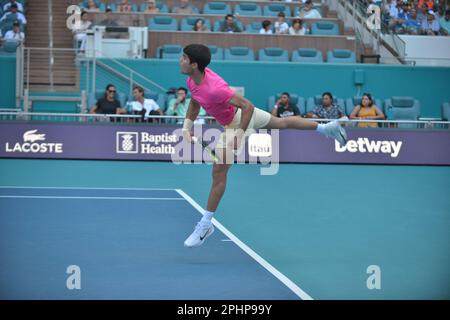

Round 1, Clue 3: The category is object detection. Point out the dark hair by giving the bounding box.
[277,11,285,17]
[133,85,144,94]
[104,84,116,99]
[193,18,204,31]
[362,93,374,107]
[105,7,112,13]
[322,92,333,101]
[177,87,188,94]
[225,14,234,21]
[281,92,290,98]
[183,44,211,72]
[262,20,271,29]
[81,10,88,17]
[10,3,18,9]
[305,0,312,5]
[292,19,302,27]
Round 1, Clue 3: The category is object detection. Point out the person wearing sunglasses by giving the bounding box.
[90,84,127,121]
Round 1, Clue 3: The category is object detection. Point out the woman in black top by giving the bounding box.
[90,84,127,121]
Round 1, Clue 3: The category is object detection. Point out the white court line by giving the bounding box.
[0,196,185,200]
[0,186,176,191]
[175,189,313,301]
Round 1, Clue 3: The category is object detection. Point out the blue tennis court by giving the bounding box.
[0,159,449,300]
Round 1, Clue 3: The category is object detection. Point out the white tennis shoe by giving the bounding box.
[322,117,348,146]
[184,220,215,248]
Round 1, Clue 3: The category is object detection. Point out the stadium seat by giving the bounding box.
[139,2,169,13]
[306,95,345,114]
[291,48,323,63]
[203,2,231,15]
[326,49,356,63]
[263,4,291,17]
[310,21,339,35]
[384,96,421,128]
[180,17,211,31]
[207,45,224,61]
[345,96,383,116]
[224,47,255,61]
[155,44,183,59]
[267,93,306,115]
[3,39,19,52]
[213,19,244,32]
[258,47,289,62]
[442,102,450,121]
[245,21,262,34]
[148,16,178,31]
[234,3,262,16]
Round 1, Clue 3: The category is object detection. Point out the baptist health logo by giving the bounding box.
[5,129,63,153]
[116,132,138,154]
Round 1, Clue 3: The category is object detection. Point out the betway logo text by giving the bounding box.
[335,138,402,158]
[5,129,63,153]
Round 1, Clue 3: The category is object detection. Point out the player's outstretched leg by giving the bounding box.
[184,149,231,248]
[264,115,348,146]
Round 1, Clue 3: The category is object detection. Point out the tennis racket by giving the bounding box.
[191,136,220,163]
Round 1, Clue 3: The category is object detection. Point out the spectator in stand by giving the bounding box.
[144,0,160,14]
[166,87,207,124]
[349,93,385,128]
[117,0,132,13]
[85,0,100,12]
[271,92,301,118]
[421,10,441,35]
[129,86,164,123]
[72,10,92,52]
[4,20,24,43]
[193,18,209,32]
[219,14,242,33]
[289,19,307,35]
[173,0,196,14]
[90,84,127,121]
[297,0,322,19]
[3,0,24,12]
[274,12,289,35]
[98,7,119,27]
[418,0,435,11]
[259,20,273,34]
[440,9,450,35]
[0,3,27,25]
[305,92,346,119]
[404,8,423,34]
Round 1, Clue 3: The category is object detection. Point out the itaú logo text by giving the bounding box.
[5,129,63,153]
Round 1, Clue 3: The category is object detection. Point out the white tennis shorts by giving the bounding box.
[215,107,272,150]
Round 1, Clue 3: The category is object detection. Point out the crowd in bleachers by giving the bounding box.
[365,0,450,35]
[0,0,27,54]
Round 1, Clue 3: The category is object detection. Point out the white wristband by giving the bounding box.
[183,118,193,131]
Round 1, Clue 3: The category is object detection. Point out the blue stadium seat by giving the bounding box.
[180,17,211,31]
[267,94,306,115]
[306,95,345,114]
[3,39,19,52]
[213,19,244,32]
[203,2,231,15]
[245,21,262,34]
[291,48,323,63]
[442,102,450,121]
[234,3,262,16]
[327,49,356,63]
[345,96,383,116]
[263,4,291,17]
[148,16,178,31]
[258,47,289,62]
[140,2,169,13]
[155,44,183,59]
[311,21,339,35]
[384,96,421,128]
[224,46,255,61]
[207,45,224,61]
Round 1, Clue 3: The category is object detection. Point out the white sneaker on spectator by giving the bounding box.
[322,117,348,146]
[184,220,214,248]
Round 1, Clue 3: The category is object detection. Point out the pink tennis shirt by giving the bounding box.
[187,67,235,126]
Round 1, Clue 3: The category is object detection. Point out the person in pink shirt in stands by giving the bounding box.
[180,44,348,248]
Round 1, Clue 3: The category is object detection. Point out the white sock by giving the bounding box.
[316,123,326,135]
[201,211,214,223]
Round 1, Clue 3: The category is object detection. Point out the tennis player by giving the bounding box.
[181,44,347,247]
